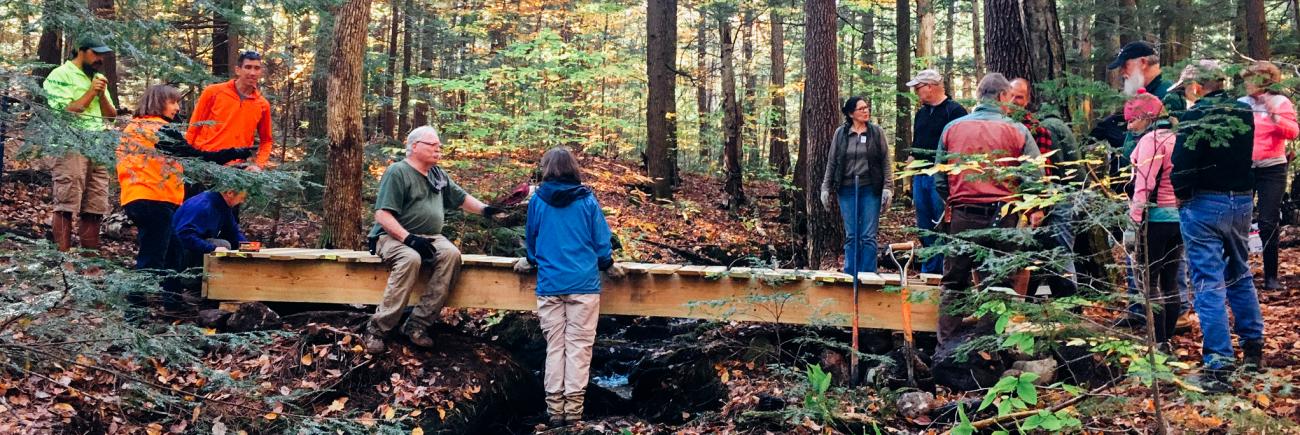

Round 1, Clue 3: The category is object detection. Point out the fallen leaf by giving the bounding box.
[212,420,227,435]
[1256,394,1272,408]
[412,428,424,435]
[300,354,313,366]
[383,405,396,420]
[263,413,278,421]
[146,423,164,435]
[327,397,348,413]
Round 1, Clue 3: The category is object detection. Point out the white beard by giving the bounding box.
[1122,69,1147,96]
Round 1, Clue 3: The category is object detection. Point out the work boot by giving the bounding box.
[402,322,434,348]
[1262,277,1283,291]
[362,323,388,354]
[545,394,566,427]
[563,392,585,425]
[1242,339,1265,372]
[78,213,103,250]
[51,211,73,251]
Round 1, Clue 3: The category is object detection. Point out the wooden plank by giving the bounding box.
[204,256,940,332]
[856,272,887,285]
[878,273,903,286]
[620,263,655,274]
[919,273,943,286]
[676,265,712,276]
[728,267,753,279]
[647,264,683,275]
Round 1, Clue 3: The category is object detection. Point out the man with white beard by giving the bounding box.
[1109,41,1170,98]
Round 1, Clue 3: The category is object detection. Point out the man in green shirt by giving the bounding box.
[42,35,118,251]
[363,126,507,354]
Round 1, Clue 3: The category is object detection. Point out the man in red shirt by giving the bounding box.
[186,51,274,171]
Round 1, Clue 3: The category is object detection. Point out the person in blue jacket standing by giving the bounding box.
[513,147,625,427]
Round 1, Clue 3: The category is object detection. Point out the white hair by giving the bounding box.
[405,126,440,154]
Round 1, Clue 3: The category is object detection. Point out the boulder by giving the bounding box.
[224,302,281,332]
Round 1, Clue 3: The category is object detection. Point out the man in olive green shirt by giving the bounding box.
[364,126,506,354]
[42,35,117,251]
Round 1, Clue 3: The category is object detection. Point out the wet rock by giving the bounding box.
[1011,358,1056,385]
[197,309,229,328]
[896,391,935,419]
[224,302,281,332]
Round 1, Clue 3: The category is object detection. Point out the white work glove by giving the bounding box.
[820,190,832,212]
[512,257,534,273]
[1122,230,1136,249]
[605,263,627,279]
[881,189,893,209]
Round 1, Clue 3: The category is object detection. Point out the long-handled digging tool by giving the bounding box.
[887,241,918,387]
[850,175,861,386]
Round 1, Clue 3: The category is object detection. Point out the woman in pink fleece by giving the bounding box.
[1240,61,1299,291]
[1127,90,1183,344]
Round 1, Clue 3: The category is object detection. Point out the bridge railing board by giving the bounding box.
[204,249,939,331]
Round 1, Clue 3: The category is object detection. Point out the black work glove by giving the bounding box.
[210,147,256,165]
[403,234,437,260]
[482,205,507,221]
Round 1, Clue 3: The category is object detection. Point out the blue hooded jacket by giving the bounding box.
[172,191,246,253]
[525,181,613,296]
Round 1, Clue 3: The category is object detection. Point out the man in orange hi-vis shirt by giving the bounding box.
[186,51,274,171]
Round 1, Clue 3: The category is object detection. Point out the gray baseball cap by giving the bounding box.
[76,35,112,54]
[906,69,943,87]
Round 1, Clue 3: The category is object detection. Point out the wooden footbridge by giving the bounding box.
[203,248,940,332]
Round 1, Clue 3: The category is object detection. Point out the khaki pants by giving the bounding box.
[537,293,600,417]
[369,234,461,333]
[52,152,110,216]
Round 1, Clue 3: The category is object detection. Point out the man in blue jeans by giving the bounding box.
[908,69,968,274]
[1171,60,1264,393]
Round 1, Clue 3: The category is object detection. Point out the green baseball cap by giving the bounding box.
[76,35,112,54]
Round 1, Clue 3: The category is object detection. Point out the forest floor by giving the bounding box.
[2,148,1299,433]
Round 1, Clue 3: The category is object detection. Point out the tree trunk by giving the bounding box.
[87,0,119,109]
[720,16,746,209]
[795,0,842,269]
[320,0,373,250]
[1119,0,1139,44]
[971,0,983,78]
[916,0,935,65]
[983,0,1036,82]
[35,0,64,80]
[944,0,955,90]
[398,0,414,134]
[862,9,876,108]
[212,0,240,78]
[382,0,401,137]
[895,0,913,162]
[646,0,678,200]
[1292,0,1300,47]
[742,9,758,166]
[696,14,712,161]
[414,8,434,128]
[768,3,789,176]
[1023,0,1066,83]
[1244,0,1270,59]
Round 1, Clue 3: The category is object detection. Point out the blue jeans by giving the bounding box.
[838,185,882,274]
[912,174,945,274]
[1179,193,1265,369]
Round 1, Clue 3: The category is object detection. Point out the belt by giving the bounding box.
[952,203,1005,216]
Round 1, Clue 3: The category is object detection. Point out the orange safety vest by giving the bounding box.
[117,116,185,206]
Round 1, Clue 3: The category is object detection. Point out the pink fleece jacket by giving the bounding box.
[1129,128,1177,223]
[1244,94,1299,163]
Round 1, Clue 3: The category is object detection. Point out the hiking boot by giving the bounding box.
[1194,367,1234,394]
[564,414,583,425]
[547,415,566,427]
[1262,278,1283,291]
[1242,339,1265,372]
[362,330,387,354]
[402,323,434,348]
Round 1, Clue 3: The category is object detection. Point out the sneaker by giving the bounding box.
[1242,339,1264,372]
[362,331,387,354]
[1263,278,1283,291]
[403,324,434,348]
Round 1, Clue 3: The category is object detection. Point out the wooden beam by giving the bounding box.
[203,252,940,332]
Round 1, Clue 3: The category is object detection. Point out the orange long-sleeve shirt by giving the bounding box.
[185,80,274,167]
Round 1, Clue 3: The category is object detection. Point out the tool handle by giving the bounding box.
[888,242,915,251]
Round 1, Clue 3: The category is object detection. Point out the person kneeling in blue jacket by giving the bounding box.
[513,147,625,427]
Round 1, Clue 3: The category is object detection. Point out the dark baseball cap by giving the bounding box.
[76,35,112,54]
[1107,41,1156,70]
